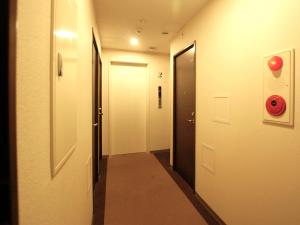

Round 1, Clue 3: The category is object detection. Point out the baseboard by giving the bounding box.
[93,156,108,225]
[149,149,170,153]
[194,193,226,225]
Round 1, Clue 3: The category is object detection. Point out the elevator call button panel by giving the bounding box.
[263,49,295,126]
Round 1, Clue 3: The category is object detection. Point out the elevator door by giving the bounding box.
[109,62,147,155]
[174,44,196,189]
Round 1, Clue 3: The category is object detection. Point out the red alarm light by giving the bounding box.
[268,56,283,71]
[266,95,286,116]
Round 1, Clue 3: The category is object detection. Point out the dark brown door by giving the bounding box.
[97,55,103,167]
[92,37,102,190]
[174,44,196,189]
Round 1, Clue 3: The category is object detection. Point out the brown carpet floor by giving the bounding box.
[103,152,208,225]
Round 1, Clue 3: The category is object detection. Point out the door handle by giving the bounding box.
[186,119,195,125]
[98,108,103,116]
[93,123,98,127]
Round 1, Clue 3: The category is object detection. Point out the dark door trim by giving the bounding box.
[1,0,18,224]
[173,42,196,190]
[9,0,18,223]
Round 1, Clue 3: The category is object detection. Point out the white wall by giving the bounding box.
[16,0,101,224]
[171,1,300,225]
[102,49,170,155]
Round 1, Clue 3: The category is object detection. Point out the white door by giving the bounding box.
[109,62,147,155]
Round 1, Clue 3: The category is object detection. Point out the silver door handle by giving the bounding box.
[93,123,98,127]
[98,108,103,116]
[186,119,195,125]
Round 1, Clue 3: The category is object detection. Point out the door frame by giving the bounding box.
[107,60,150,155]
[1,0,18,224]
[173,42,197,190]
[8,0,18,222]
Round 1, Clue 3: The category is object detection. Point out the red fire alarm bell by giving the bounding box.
[268,56,283,71]
[265,95,286,116]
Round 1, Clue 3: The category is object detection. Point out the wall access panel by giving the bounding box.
[50,0,78,176]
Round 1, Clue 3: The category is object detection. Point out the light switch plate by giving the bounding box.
[263,48,295,126]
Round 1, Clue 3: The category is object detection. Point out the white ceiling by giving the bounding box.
[94,0,208,54]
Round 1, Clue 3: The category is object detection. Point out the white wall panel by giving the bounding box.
[51,0,78,175]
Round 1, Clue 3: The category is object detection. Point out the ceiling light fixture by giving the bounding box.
[130,37,139,46]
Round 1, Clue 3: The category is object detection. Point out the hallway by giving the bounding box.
[94,153,207,225]
[4,0,300,224]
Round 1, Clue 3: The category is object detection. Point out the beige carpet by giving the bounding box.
[104,153,208,225]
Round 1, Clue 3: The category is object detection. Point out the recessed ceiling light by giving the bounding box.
[130,37,139,46]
